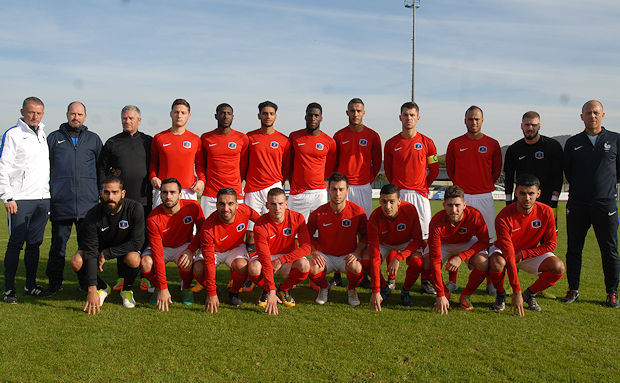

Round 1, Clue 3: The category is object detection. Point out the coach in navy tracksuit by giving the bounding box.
[45,101,102,294]
[563,100,620,308]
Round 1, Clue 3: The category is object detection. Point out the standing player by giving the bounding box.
[488,174,564,315]
[367,184,424,310]
[248,188,311,314]
[194,187,260,312]
[307,173,367,306]
[430,186,490,315]
[200,103,248,218]
[504,111,563,208]
[563,100,620,308]
[288,103,337,221]
[141,178,205,311]
[149,99,205,207]
[73,176,144,314]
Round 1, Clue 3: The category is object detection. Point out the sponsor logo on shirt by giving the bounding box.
[342,140,350,144]
[297,142,306,146]
[381,230,389,235]
[283,227,292,236]
[531,220,542,228]
[518,156,526,160]
[322,222,332,227]
[252,141,260,146]
[459,148,468,152]
[478,146,487,153]
[183,141,191,148]
[270,141,279,148]
[228,142,237,149]
[209,143,217,147]
[162,143,171,147]
[236,223,246,232]
[269,234,276,239]
[608,210,617,216]
[220,235,229,241]
[535,151,544,159]
[414,143,423,150]
[57,140,66,144]
[512,227,520,232]
[458,227,467,234]
[163,228,170,232]
[394,147,402,151]
[183,216,193,224]
[101,226,110,232]
[574,146,583,151]
[604,142,611,152]
[359,139,368,146]
[396,223,406,231]
[316,143,324,150]
[119,220,129,229]
[342,219,351,227]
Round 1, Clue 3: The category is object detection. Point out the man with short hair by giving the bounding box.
[200,103,248,218]
[288,103,337,221]
[72,176,144,314]
[149,99,205,207]
[430,186,490,315]
[504,111,563,208]
[141,178,205,311]
[367,184,424,311]
[489,174,564,315]
[194,187,260,312]
[248,188,311,314]
[1,97,51,303]
[307,173,367,306]
[563,100,620,308]
[46,101,103,295]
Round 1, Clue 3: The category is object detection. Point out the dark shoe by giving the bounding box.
[24,285,54,297]
[492,292,506,312]
[358,274,371,290]
[3,290,17,304]
[561,290,579,303]
[420,279,436,295]
[522,288,541,312]
[606,293,620,308]
[400,289,412,307]
[45,286,64,296]
[328,272,343,288]
[229,292,243,307]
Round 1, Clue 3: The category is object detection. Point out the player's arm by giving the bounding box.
[0,132,18,213]
[425,139,439,187]
[192,138,206,192]
[366,214,383,311]
[549,141,564,208]
[491,140,502,183]
[80,210,102,315]
[383,141,393,183]
[254,224,276,292]
[239,135,249,181]
[563,139,573,184]
[430,226,450,315]
[102,204,145,260]
[503,146,516,205]
[187,207,206,254]
[445,140,455,181]
[281,139,291,182]
[199,229,218,297]
[148,136,161,189]
[324,138,337,180]
[370,133,382,181]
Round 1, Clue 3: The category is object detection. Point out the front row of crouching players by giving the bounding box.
[307,173,367,306]
[248,187,311,315]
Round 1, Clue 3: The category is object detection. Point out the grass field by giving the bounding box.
[0,201,618,382]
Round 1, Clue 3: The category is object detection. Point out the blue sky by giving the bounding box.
[2,0,619,152]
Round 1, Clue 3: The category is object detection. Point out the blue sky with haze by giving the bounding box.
[2,0,619,152]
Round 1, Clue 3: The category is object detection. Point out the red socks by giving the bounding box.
[529,271,564,294]
[347,271,363,290]
[248,273,267,290]
[178,266,194,290]
[309,270,329,289]
[462,268,487,296]
[280,268,309,291]
[488,269,506,294]
[402,256,423,291]
[229,269,248,293]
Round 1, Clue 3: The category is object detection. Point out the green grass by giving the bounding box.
[0,201,618,382]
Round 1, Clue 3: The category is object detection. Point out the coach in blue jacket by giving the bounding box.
[45,101,102,294]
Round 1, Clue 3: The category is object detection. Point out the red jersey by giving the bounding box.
[198,203,260,296]
[367,201,424,293]
[201,129,249,199]
[428,206,489,297]
[146,199,205,290]
[148,129,205,189]
[253,209,311,291]
[445,134,502,194]
[288,129,337,195]
[495,202,557,292]
[245,129,291,193]
[333,126,382,185]
[384,132,439,197]
[307,201,367,257]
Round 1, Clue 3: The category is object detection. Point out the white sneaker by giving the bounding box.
[120,290,136,308]
[315,288,329,305]
[347,289,360,306]
[97,284,111,306]
[446,281,458,292]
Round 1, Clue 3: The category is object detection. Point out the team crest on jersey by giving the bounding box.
[118,220,129,229]
[342,219,352,227]
[270,141,279,148]
[458,227,467,234]
[183,141,191,148]
[316,143,324,150]
[359,139,368,146]
[236,223,246,232]
[414,143,423,150]
[478,146,487,153]
[535,151,544,159]
[604,142,611,152]
[228,142,237,149]
[396,223,406,231]
[531,220,542,228]
[183,216,193,224]
[283,227,292,236]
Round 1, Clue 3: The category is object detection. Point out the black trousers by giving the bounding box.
[46,219,81,289]
[566,202,620,294]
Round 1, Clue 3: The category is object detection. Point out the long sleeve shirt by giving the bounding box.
[446,134,502,194]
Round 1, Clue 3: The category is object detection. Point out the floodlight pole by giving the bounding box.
[404,0,420,102]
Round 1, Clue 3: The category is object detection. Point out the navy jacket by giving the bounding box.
[48,123,103,220]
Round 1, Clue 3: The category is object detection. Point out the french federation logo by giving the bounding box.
[316,143,324,150]
[283,227,292,236]
[396,223,406,231]
[183,141,191,148]
[342,219,351,227]
[270,141,279,148]
[531,220,542,228]
[183,216,193,224]
[359,139,368,146]
[535,151,544,159]
[236,223,246,232]
[118,220,129,229]
[478,146,487,153]
[458,227,467,234]
[414,143,423,150]
[228,142,237,149]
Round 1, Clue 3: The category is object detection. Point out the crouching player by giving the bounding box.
[429,186,490,315]
[195,187,260,313]
[248,188,311,314]
[307,173,367,306]
[367,184,424,310]
[489,174,564,316]
[76,176,144,314]
[141,178,205,311]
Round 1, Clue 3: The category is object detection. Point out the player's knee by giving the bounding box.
[309,263,323,275]
[489,253,505,272]
[141,256,153,272]
[295,257,310,273]
[193,260,204,277]
[472,253,489,271]
[346,261,362,274]
[70,252,83,271]
[124,252,141,268]
[247,260,261,276]
[232,258,248,273]
[545,256,565,274]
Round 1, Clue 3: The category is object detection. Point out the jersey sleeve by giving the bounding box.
[188,205,206,253]
[494,213,520,293]
[427,216,446,297]
[307,210,319,249]
[549,140,564,207]
[445,139,455,182]
[102,203,145,260]
[254,222,275,291]
[425,138,439,187]
[194,137,206,183]
[383,140,393,184]
[281,139,291,182]
[370,132,382,181]
[79,208,101,287]
[366,213,382,293]
[0,131,17,200]
[199,224,218,297]
[491,139,502,183]
[239,134,249,181]
[503,145,516,204]
[148,135,159,181]
[147,216,168,290]
[324,138,337,180]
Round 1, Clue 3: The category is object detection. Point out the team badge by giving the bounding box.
[535,151,544,159]
[531,220,542,228]
[183,216,193,224]
[478,146,487,153]
[414,143,423,150]
[458,227,467,234]
[342,219,351,227]
[316,143,324,150]
[270,141,279,148]
[183,141,191,148]
[236,223,246,232]
[396,223,406,231]
[604,142,611,152]
[283,227,292,236]
[118,220,129,229]
[359,139,368,146]
[228,142,237,149]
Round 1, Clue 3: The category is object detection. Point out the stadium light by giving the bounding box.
[404,0,421,102]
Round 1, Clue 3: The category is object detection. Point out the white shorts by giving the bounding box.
[250,253,293,277]
[194,243,248,267]
[288,189,328,222]
[244,181,282,230]
[400,189,431,239]
[152,188,197,208]
[142,242,197,264]
[440,237,488,269]
[347,183,372,218]
[315,251,347,273]
[489,246,555,275]
[201,195,244,220]
[464,192,495,242]
[379,242,412,262]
